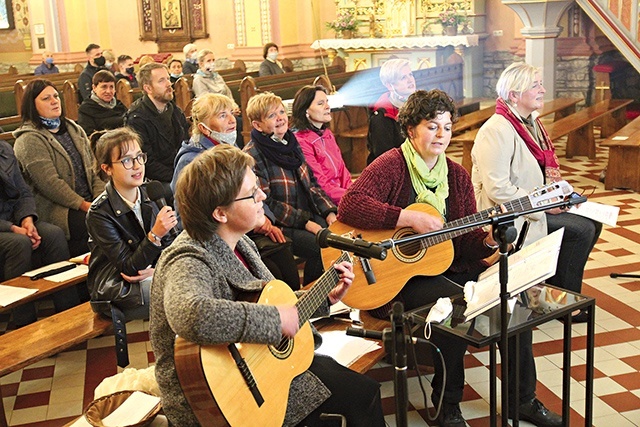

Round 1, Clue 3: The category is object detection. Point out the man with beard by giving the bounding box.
[78,44,107,101]
[125,63,190,203]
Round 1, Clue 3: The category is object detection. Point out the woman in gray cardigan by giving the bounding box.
[13,79,105,257]
[150,145,384,426]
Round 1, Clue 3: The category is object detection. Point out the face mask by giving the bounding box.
[105,61,113,69]
[45,57,54,65]
[267,52,278,61]
[390,85,409,103]
[94,56,106,67]
[203,125,236,145]
[40,116,61,130]
[188,54,198,62]
[125,66,135,75]
[170,72,183,79]
[205,63,215,73]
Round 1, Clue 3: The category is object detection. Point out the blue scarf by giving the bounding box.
[40,116,61,129]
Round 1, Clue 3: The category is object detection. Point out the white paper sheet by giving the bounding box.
[101,391,161,426]
[568,201,619,227]
[23,261,74,277]
[0,284,38,307]
[612,136,629,141]
[316,330,381,367]
[464,229,564,320]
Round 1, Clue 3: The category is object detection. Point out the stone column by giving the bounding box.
[502,0,573,98]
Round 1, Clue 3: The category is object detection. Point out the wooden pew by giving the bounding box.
[600,116,640,191]
[453,97,585,172]
[0,302,111,427]
[62,80,80,121]
[115,79,143,109]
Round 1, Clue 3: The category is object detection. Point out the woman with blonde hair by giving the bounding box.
[244,92,337,284]
[472,62,601,316]
[172,93,300,289]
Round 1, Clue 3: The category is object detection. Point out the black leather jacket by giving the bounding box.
[86,181,174,306]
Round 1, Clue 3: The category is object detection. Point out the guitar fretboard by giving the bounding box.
[295,252,351,327]
[401,195,534,250]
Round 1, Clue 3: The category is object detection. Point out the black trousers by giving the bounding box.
[546,212,602,293]
[297,356,385,427]
[399,273,537,406]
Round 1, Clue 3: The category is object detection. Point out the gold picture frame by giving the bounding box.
[161,0,182,29]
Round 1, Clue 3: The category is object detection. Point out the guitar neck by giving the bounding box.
[419,196,533,247]
[295,252,350,327]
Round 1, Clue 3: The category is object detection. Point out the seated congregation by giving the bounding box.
[0,45,604,427]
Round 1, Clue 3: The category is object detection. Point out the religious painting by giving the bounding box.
[0,0,15,30]
[161,0,182,29]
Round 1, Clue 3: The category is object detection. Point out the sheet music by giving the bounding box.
[316,330,381,367]
[0,285,38,307]
[101,391,161,426]
[464,229,564,320]
[568,201,619,227]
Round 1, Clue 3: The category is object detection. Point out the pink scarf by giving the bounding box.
[495,98,562,182]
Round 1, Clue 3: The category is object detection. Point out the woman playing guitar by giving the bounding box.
[150,145,384,427]
[338,90,562,427]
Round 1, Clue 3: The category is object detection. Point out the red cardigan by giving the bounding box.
[338,148,494,275]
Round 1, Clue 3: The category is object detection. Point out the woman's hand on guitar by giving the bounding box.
[277,305,300,338]
[328,261,354,305]
[326,212,337,226]
[397,209,443,234]
[305,220,323,235]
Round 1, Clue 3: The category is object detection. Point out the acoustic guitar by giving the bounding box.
[174,251,351,427]
[322,181,573,310]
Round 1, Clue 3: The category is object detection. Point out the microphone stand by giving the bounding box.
[375,193,586,426]
[391,302,408,427]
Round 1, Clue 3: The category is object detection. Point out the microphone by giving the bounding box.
[346,327,383,340]
[316,228,387,260]
[145,181,179,238]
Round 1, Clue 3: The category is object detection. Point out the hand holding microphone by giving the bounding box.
[146,181,179,238]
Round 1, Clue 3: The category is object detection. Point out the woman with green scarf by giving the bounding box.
[338,89,562,427]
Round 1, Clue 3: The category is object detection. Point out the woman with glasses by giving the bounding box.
[244,92,337,285]
[13,79,105,257]
[86,128,176,340]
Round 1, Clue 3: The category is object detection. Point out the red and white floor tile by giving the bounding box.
[2,135,640,426]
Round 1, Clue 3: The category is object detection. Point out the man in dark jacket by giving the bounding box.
[0,141,79,326]
[78,43,107,101]
[125,62,190,204]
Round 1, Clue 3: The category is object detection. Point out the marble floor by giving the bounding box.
[2,131,640,426]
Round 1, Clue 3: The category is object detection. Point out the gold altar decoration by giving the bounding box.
[331,0,473,38]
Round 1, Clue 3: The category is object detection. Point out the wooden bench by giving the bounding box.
[453,97,588,172]
[0,265,88,313]
[600,116,640,192]
[0,301,111,427]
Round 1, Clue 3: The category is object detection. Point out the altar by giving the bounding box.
[311,34,484,98]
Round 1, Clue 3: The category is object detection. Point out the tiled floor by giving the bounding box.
[2,130,640,426]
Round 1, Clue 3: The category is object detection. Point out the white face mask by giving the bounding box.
[205,63,215,73]
[267,52,278,61]
[203,124,236,145]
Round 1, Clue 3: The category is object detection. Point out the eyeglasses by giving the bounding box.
[118,153,147,170]
[234,185,261,203]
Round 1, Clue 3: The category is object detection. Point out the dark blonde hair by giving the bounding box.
[92,127,143,181]
[246,92,283,122]
[175,145,255,241]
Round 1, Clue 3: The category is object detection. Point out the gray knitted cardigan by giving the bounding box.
[150,232,331,426]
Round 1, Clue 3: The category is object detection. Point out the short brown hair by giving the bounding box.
[92,70,116,86]
[397,89,458,139]
[246,92,283,122]
[138,62,168,88]
[175,145,255,241]
[92,127,143,181]
[262,42,278,59]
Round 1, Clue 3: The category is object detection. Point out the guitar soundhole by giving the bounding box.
[269,337,294,359]
[392,228,427,263]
